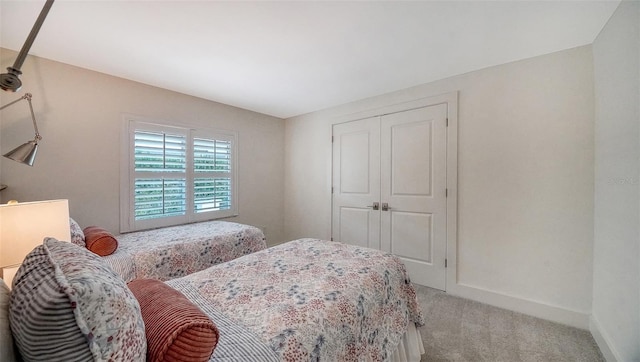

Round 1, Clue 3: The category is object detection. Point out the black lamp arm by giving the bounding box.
[1,0,55,92]
[8,0,55,74]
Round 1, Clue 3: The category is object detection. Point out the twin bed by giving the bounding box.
[4,221,425,361]
[101,221,267,282]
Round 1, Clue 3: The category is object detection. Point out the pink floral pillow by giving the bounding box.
[69,217,85,247]
[9,238,146,361]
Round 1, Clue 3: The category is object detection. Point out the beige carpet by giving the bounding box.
[414,285,604,362]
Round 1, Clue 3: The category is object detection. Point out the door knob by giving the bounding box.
[381,203,392,211]
[367,202,380,210]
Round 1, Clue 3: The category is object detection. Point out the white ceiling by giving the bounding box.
[0,1,620,119]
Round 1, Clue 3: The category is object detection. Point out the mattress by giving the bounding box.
[102,221,267,282]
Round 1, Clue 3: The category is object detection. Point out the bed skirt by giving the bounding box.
[391,323,425,362]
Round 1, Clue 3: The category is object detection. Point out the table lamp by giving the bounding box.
[0,199,70,289]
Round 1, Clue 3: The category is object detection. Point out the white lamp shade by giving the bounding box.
[2,265,19,290]
[0,199,70,268]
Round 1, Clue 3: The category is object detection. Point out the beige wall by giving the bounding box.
[592,1,640,361]
[285,45,595,327]
[0,49,285,245]
[0,34,609,336]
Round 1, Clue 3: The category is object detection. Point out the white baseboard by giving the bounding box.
[447,282,590,329]
[590,315,620,362]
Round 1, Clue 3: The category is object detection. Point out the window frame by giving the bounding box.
[120,116,238,233]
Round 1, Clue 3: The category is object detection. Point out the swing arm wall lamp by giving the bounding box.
[0,93,41,166]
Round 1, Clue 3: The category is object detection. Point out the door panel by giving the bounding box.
[332,117,381,250]
[340,132,372,194]
[380,104,447,289]
[338,207,372,248]
[390,121,432,196]
[390,211,432,263]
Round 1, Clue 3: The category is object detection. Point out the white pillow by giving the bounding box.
[0,278,16,362]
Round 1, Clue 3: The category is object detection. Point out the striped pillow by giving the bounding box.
[1,279,16,362]
[9,238,146,361]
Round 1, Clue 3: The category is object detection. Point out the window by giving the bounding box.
[120,119,237,232]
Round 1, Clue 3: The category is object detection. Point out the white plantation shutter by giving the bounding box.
[193,138,231,172]
[134,131,188,221]
[134,132,186,172]
[193,178,231,212]
[193,137,233,214]
[134,178,187,220]
[122,120,238,232]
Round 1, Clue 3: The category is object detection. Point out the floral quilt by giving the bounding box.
[102,221,267,282]
[167,238,424,362]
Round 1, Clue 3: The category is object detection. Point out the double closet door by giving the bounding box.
[331,104,448,290]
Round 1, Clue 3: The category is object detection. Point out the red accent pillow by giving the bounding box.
[82,226,118,256]
[128,279,219,362]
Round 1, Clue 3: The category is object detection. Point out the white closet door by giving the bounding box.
[332,117,381,250]
[380,104,448,290]
[331,103,448,290]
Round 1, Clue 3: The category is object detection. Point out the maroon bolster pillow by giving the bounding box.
[82,226,118,256]
[127,279,219,362]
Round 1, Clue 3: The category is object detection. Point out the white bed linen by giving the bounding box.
[391,323,425,362]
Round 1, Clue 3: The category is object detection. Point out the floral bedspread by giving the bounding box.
[102,221,266,282]
[167,238,424,362]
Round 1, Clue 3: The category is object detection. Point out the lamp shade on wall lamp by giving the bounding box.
[0,199,70,273]
[3,140,38,166]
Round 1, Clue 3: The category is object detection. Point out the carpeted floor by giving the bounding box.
[414,285,605,362]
